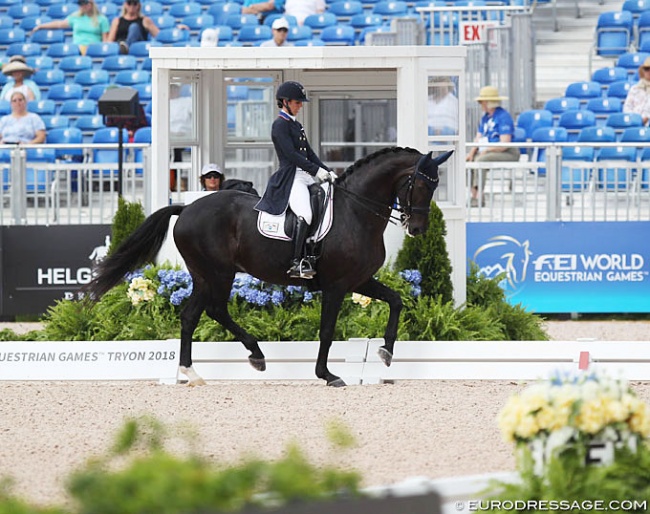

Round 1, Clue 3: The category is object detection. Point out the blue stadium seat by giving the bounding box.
[561,145,595,192]
[515,109,554,141]
[218,40,244,47]
[20,15,53,31]
[622,0,650,26]
[303,13,337,34]
[85,42,120,61]
[141,1,164,16]
[0,99,11,115]
[531,126,568,176]
[591,66,628,90]
[129,40,163,57]
[594,10,633,58]
[595,145,637,191]
[28,99,56,115]
[577,126,617,147]
[169,2,201,19]
[263,14,297,27]
[320,24,356,45]
[73,69,110,88]
[225,13,258,30]
[101,54,137,73]
[32,29,66,46]
[7,3,41,19]
[58,55,93,75]
[46,3,78,19]
[543,96,581,122]
[91,127,129,179]
[114,70,151,86]
[328,0,364,20]
[98,2,119,17]
[59,99,97,117]
[158,0,186,7]
[564,81,602,107]
[27,55,54,70]
[133,83,152,103]
[153,27,190,44]
[47,83,83,101]
[349,13,383,32]
[616,51,649,78]
[0,28,26,46]
[33,68,65,88]
[151,14,176,30]
[133,126,151,175]
[41,114,70,130]
[73,114,106,141]
[607,80,632,100]
[294,38,326,46]
[7,42,42,58]
[372,1,409,19]
[637,10,650,49]
[558,109,597,141]
[86,83,108,101]
[287,25,313,43]
[207,2,242,26]
[606,112,643,140]
[47,126,84,162]
[25,147,56,194]
[181,13,215,33]
[237,24,272,44]
[46,42,81,60]
[585,97,623,126]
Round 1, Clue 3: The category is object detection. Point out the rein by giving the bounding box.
[334,163,439,225]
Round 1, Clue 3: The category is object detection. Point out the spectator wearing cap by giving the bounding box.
[466,85,519,207]
[200,163,224,191]
[33,0,109,56]
[283,0,324,26]
[260,18,291,47]
[107,0,160,54]
[0,91,46,145]
[623,56,650,126]
[241,0,285,23]
[0,56,40,103]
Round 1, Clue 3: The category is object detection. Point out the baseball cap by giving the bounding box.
[200,163,223,177]
[272,18,289,30]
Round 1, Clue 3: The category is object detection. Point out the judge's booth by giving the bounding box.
[148,46,467,305]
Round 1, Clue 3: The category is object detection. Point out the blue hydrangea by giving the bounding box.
[399,269,423,297]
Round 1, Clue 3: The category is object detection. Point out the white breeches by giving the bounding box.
[289,169,316,225]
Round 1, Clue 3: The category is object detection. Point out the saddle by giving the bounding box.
[257,183,334,242]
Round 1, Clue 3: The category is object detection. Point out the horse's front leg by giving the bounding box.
[317,290,346,387]
[354,277,403,367]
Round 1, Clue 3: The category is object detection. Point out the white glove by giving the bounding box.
[316,167,336,183]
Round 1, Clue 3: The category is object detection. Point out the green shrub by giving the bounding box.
[393,202,453,302]
[109,197,146,255]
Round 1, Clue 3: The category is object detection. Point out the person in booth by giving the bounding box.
[254,81,336,280]
[200,163,224,192]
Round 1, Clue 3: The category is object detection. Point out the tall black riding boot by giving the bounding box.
[287,217,315,279]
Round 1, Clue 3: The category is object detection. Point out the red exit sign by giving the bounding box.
[459,21,498,44]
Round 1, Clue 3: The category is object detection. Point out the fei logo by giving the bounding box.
[473,235,533,295]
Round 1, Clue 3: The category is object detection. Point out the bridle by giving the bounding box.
[334,161,439,226]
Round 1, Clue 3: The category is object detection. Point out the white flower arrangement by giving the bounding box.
[351,293,372,308]
[127,277,156,306]
[498,371,650,473]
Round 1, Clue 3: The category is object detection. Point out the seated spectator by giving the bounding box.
[200,163,224,191]
[33,0,109,56]
[1,56,41,103]
[428,75,458,136]
[283,0,324,26]
[107,0,161,54]
[623,56,650,126]
[0,91,46,144]
[466,85,519,207]
[260,17,290,47]
[242,0,285,23]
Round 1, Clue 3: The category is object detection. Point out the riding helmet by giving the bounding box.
[276,81,310,103]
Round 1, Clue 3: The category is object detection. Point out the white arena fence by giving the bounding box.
[2,141,650,226]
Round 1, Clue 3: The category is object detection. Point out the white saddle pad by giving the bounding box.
[257,183,334,242]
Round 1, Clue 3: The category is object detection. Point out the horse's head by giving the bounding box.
[398,150,453,236]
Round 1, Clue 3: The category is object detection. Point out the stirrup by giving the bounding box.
[287,258,316,279]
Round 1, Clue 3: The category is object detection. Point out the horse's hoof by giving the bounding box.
[249,357,266,372]
[188,377,206,387]
[327,378,347,387]
[378,347,393,367]
[180,365,206,386]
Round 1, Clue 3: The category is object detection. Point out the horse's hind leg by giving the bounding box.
[204,279,266,372]
[317,290,346,387]
[179,289,208,386]
[354,278,403,367]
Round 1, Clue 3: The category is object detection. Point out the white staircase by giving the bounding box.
[532,0,626,106]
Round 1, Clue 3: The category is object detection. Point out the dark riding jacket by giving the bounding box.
[255,112,329,216]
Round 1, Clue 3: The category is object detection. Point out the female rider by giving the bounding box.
[255,81,337,279]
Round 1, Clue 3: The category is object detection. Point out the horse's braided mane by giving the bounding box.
[336,146,420,183]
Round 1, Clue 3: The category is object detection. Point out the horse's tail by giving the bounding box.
[85,205,185,299]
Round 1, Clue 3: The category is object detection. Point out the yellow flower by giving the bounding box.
[127,277,156,306]
[351,293,372,308]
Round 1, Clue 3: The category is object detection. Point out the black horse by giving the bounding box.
[86,147,453,387]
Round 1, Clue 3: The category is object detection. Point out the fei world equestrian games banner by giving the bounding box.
[467,222,650,313]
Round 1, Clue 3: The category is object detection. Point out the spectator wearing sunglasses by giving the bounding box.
[107,0,161,54]
[33,0,109,56]
[260,17,291,47]
[200,164,224,192]
[623,56,650,126]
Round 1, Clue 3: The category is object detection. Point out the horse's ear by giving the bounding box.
[432,150,454,166]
